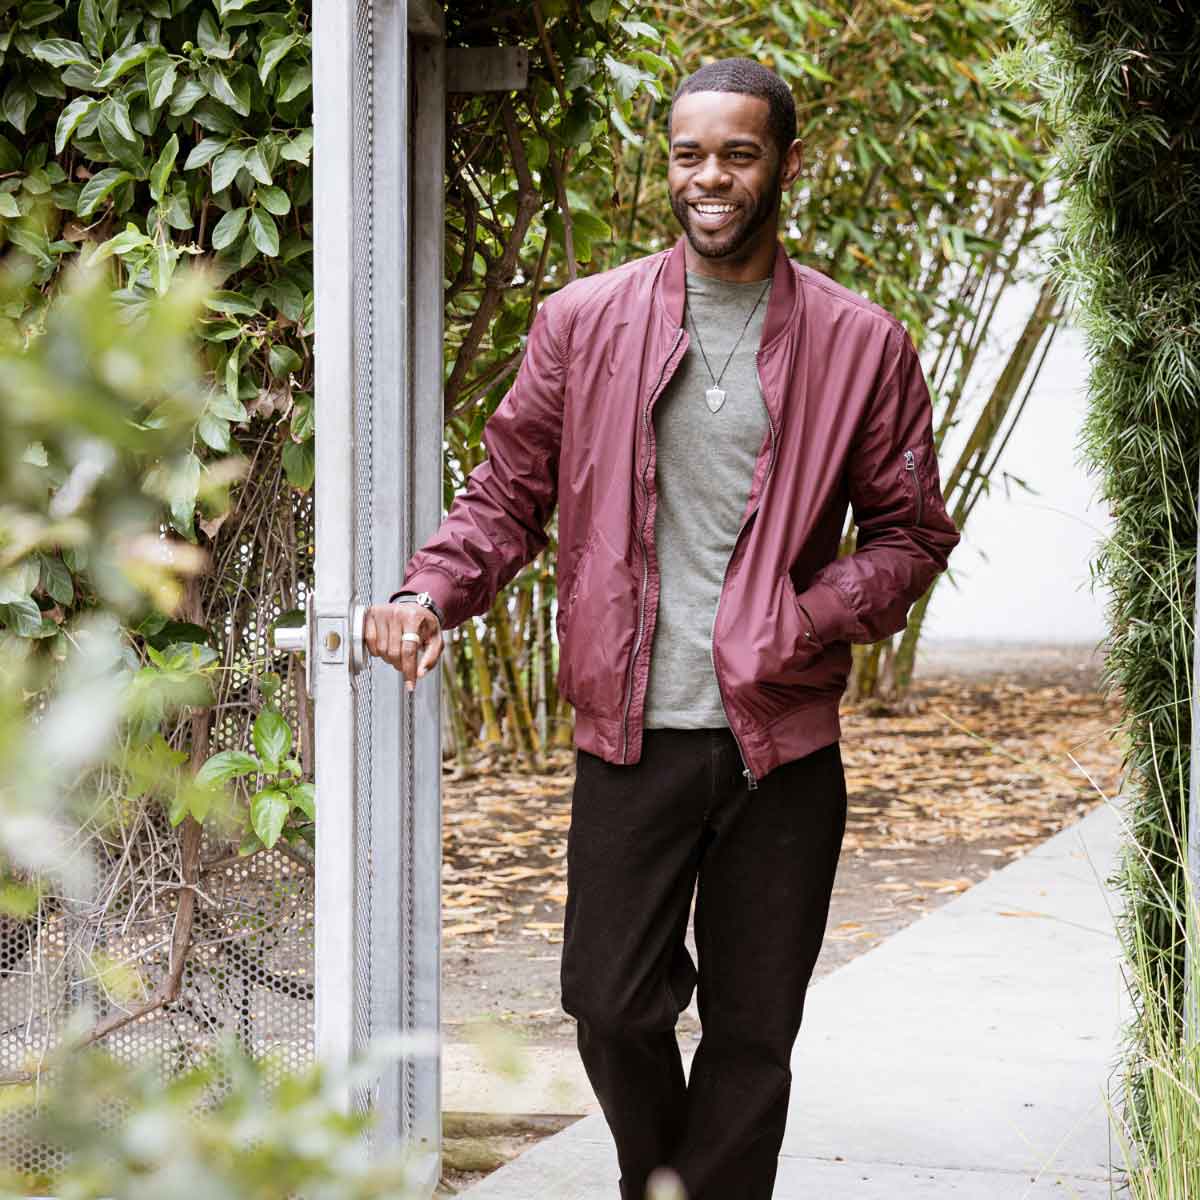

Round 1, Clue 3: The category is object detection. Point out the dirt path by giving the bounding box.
[441,640,1125,1051]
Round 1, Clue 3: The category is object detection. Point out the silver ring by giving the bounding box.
[401,632,422,644]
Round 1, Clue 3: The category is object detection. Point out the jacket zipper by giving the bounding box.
[620,327,686,762]
[904,448,924,525]
[709,350,779,791]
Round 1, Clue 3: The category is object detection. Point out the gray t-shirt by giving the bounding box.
[643,268,773,728]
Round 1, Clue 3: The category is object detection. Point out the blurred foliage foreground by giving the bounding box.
[0,266,430,1196]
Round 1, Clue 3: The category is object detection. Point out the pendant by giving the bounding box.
[705,386,726,413]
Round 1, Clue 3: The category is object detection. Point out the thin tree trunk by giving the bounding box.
[463,619,503,749]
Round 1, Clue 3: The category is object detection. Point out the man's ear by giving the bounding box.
[780,138,804,189]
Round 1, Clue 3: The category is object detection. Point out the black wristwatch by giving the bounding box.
[390,590,444,626]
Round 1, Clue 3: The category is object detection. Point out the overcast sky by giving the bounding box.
[921,285,1112,645]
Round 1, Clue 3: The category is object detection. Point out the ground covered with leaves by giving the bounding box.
[441,641,1126,1042]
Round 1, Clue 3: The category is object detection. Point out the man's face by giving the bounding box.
[667,91,799,262]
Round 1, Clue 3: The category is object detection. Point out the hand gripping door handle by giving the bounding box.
[272,594,370,698]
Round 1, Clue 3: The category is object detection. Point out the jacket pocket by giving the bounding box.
[555,533,639,714]
[750,572,825,688]
[556,531,598,646]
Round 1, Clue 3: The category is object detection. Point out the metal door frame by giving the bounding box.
[311,0,444,1189]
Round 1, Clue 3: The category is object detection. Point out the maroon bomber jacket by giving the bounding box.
[395,235,962,787]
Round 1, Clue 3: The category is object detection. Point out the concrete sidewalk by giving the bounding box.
[459,800,1127,1198]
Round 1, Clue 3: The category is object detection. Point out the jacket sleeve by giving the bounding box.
[793,322,961,646]
[391,294,569,629]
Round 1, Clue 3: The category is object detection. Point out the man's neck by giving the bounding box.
[683,233,778,283]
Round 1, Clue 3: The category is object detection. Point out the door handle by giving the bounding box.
[272,595,370,697]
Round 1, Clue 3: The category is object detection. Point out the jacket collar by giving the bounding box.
[656,233,802,353]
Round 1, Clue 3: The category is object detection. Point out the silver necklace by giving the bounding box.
[685,276,772,413]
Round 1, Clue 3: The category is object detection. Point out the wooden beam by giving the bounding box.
[446,46,530,93]
[407,0,443,37]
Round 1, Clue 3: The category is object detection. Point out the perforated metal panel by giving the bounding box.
[0,492,316,1184]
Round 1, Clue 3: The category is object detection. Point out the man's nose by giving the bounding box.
[694,155,731,191]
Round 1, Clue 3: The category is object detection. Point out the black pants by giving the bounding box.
[560,727,847,1200]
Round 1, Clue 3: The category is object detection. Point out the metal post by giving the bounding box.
[407,14,446,1179]
[311,0,358,1108]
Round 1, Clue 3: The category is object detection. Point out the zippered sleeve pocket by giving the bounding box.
[902,447,925,526]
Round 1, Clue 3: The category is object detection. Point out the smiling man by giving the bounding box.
[367,58,960,1199]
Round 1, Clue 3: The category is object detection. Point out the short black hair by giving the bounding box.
[669,58,797,159]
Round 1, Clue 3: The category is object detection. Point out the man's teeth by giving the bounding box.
[695,203,736,213]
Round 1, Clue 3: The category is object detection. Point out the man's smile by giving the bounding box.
[688,199,742,230]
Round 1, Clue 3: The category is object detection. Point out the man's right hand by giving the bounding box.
[363,602,444,692]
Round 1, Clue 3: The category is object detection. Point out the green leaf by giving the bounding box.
[54,95,97,154]
[2,79,36,135]
[192,99,239,135]
[77,0,107,59]
[211,145,244,193]
[149,132,178,202]
[184,136,226,170]
[256,184,290,215]
[248,207,278,256]
[250,787,290,849]
[610,104,642,148]
[0,596,44,638]
[290,781,315,819]
[224,341,241,399]
[19,2,66,29]
[31,38,91,68]
[197,9,231,57]
[0,193,20,219]
[278,127,312,163]
[94,41,153,88]
[167,450,201,541]
[101,94,135,143]
[603,54,653,103]
[168,77,206,117]
[196,749,261,787]
[91,222,150,261]
[188,786,213,824]
[145,52,178,110]
[202,64,250,117]
[258,31,298,85]
[290,391,313,439]
[211,205,246,250]
[38,554,73,605]
[197,411,230,451]
[243,142,271,185]
[277,62,310,104]
[253,708,292,770]
[208,389,248,421]
[204,289,258,315]
[268,343,301,379]
[168,785,190,826]
[76,166,132,216]
[0,135,20,172]
[282,438,314,491]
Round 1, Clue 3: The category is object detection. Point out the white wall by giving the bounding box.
[921,289,1112,644]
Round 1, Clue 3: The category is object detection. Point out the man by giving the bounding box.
[366,58,960,1200]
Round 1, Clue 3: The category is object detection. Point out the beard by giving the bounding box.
[670,163,783,260]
